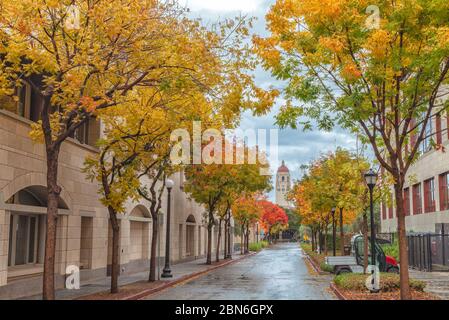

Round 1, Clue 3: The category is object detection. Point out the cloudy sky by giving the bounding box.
[180,0,358,199]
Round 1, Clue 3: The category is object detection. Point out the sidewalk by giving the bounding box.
[22,253,251,300]
[409,269,449,299]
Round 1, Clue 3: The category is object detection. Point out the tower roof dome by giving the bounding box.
[277,160,289,173]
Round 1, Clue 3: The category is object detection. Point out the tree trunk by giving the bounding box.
[108,207,120,294]
[311,228,316,251]
[206,225,212,265]
[206,210,213,265]
[241,225,244,255]
[216,219,222,262]
[42,148,61,300]
[394,183,411,300]
[318,227,323,254]
[149,215,158,282]
[245,224,250,254]
[227,216,232,259]
[224,217,228,260]
[363,212,369,273]
[332,213,337,256]
[339,208,344,256]
[324,224,328,256]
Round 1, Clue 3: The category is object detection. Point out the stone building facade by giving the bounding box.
[0,103,231,299]
[380,112,449,234]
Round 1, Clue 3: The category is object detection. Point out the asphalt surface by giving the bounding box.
[144,242,335,300]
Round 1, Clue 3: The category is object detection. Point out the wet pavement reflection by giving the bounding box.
[145,243,335,300]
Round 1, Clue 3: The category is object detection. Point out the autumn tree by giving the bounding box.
[184,142,271,264]
[84,87,180,292]
[0,0,198,299]
[255,0,449,299]
[288,150,368,255]
[259,200,288,243]
[84,8,277,287]
[232,195,263,254]
[0,0,278,298]
[322,149,369,255]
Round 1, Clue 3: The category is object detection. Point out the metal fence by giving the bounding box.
[407,233,449,272]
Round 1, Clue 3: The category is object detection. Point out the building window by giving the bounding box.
[6,186,68,269]
[0,81,43,122]
[422,120,433,153]
[72,117,101,147]
[413,183,422,215]
[424,178,436,213]
[0,81,31,117]
[8,214,42,267]
[404,188,410,216]
[381,202,387,220]
[439,172,449,211]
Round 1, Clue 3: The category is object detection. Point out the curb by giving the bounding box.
[329,283,347,301]
[304,254,328,275]
[125,252,257,300]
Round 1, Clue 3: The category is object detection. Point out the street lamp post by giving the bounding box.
[364,169,379,292]
[226,209,232,259]
[331,207,336,256]
[157,211,163,281]
[161,179,175,278]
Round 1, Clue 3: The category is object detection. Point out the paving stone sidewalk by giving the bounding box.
[409,269,449,299]
[21,253,247,300]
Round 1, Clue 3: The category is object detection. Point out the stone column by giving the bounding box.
[177,223,185,261]
[66,215,82,269]
[91,216,108,270]
[119,219,130,267]
[0,210,9,287]
[55,215,68,275]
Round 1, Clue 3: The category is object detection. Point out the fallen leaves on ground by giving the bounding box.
[339,289,440,300]
[77,259,241,300]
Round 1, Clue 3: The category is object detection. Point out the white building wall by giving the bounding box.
[381,113,449,233]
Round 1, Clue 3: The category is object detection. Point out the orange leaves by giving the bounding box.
[252,35,282,67]
[341,63,362,82]
[80,96,101,113]
[232,195,263,225]
[258,200,288,233]
[289,149,370,228]
[319,37,345,55]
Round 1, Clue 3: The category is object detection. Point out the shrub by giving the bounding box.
[249,241,269,252]
[302,243,334,273]
[334,273,425,292]
[381,241,400,261]
[249,242,263,252]
[320,262,334,273]
[260,240,269,248]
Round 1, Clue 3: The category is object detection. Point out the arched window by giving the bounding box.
[7,186,68,267]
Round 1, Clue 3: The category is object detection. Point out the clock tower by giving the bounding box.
[275,161,291,208]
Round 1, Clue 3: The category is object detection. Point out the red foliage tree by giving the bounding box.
[259,200,288,239]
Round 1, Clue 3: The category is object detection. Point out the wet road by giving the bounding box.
[144,243,334,300]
